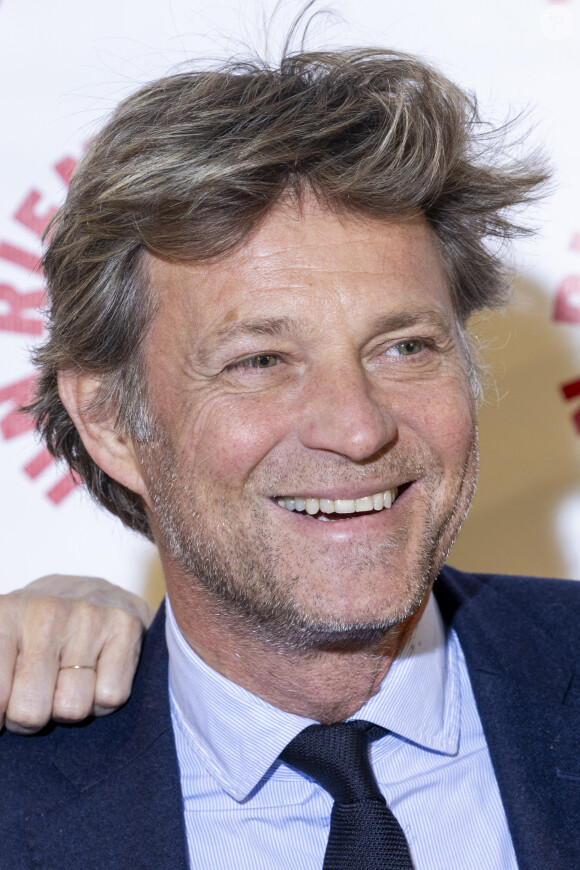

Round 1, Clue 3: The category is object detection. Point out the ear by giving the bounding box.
[58,370,150,503]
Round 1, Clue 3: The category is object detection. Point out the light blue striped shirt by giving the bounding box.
[166,593,518,869]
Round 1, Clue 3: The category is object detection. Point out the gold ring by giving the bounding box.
[59,665,97,672]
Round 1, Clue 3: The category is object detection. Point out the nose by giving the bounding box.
[296,357,397,461]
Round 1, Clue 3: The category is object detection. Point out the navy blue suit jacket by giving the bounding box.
[1,566,579,869]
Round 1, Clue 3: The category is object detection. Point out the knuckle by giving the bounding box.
[76,603,141,648]
[94,682,130,710]
[108,607,141,634]
[66,599,99,631]
[0,595,22,635]
[6,698,48,733]
[98,610,144,655]
[53,695,93,722]
[4,721,42,736]
[25,596,71,640]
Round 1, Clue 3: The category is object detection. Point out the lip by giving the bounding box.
[270,481,412,502]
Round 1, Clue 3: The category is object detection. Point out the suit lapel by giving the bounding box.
[436,567,580,870]
[24,604,189,870]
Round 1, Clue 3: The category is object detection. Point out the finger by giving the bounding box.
[92,608,144,716]
[52,666,98,723]
[4,597,68,734]
[5,647,60,734]
[49,599,108,721]
[0,631,18,731]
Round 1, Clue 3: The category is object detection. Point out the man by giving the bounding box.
[1,45,578,869]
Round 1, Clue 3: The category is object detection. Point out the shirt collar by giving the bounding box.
[166,591,459,802]
[356,592,460,755]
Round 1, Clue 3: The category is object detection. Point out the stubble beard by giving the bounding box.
[140,425,478,653]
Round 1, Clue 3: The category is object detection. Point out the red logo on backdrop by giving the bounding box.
[554,232,580,434]
[0,156,80,504]
[553,275,580,325]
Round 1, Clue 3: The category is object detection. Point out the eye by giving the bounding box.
[386,339,425,357]
[239,354,280,369]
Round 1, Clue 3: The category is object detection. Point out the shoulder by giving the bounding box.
[436,565,580,654]
[441,564,580,602]
[0,603,171,819]
[0,606,186,868]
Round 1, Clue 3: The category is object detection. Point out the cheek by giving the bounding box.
[395,382,476,465]
[172,392,293,485]
[429,401,474,456]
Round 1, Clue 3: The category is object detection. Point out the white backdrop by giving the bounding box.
[1,0,579,606]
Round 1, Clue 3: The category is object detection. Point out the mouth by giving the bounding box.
[274,487,402,521]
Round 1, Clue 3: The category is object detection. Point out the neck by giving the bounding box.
[165,570,428,724]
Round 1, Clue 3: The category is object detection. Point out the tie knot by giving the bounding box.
[280,720,386,805]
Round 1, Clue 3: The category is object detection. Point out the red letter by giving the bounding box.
[47,471,79,504]
[0,284,44,334]
[553,275,580,324]
[14,190,58,238]
[23,447,54,479]
[562,378,580,401]
[54,156,78,186]
[0,241,42,275]
[0,375,36,439]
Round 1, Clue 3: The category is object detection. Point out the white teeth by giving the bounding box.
[335,499,355,514]
[277,488,399,516]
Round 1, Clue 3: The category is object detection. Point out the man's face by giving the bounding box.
[135,199,478,648]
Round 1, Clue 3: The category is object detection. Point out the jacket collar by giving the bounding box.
[435,566,580,870]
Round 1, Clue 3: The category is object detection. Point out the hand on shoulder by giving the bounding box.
[0,575,151,734]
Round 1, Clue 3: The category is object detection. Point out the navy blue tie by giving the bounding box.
[280,720,413,870]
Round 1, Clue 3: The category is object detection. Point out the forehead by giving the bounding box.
[144,199,454,339]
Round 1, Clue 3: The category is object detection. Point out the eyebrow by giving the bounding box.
[369,308,453,335]
[212,308,451,343]
[213,316,302,341]
[193,316,303,366]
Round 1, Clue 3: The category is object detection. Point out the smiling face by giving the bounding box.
[133,198,478,649]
